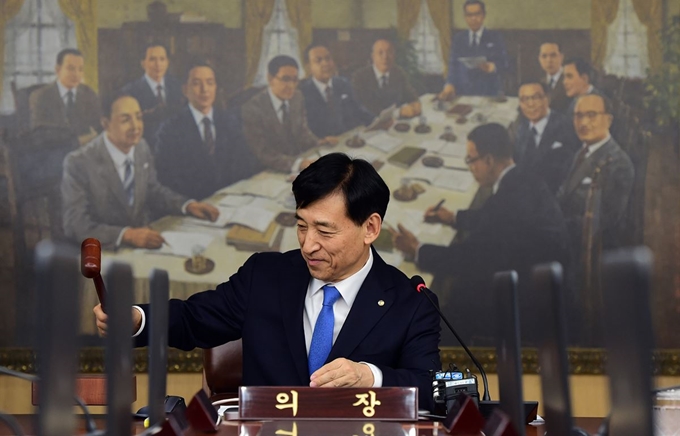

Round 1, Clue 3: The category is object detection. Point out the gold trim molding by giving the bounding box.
[2,347,680,376]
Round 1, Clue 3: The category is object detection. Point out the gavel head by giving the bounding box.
[80,238,102,278]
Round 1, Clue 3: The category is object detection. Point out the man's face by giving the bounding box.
[465,141,494,187]
[573,95,612,145]
[519,83,549,123]
[268,65,299,101]
[55,54,84,89]
[371,40,395,74]
[296,192,376,283]
[307,46,336,83]
[539,43,563,76]
[464,3,485,32]
[183,66,216,113]
[141,46,169,82]
[563,63,590,97]
[103,96,144,151]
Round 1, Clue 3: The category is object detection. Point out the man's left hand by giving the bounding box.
[389,224,419,261]
[478,62,497,73]
[187,202,219,221]
[309,358,374,388]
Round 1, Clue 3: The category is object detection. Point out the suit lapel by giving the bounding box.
[280,254,314,382]
[564,140,614,195]
[49,83,68,124]
[327,252,394,362]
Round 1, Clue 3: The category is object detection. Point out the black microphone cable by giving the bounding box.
[0,365,99,434]
[411,275,491,402]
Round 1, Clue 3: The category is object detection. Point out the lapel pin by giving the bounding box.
[143,162,149,169]
[378,300,385,306]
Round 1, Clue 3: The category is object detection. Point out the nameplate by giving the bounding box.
[256,420,409,436]
[238,386,418,421]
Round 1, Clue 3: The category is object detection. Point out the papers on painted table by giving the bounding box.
[187,196,278,233]
[366,132,403,153]
[402,167,474,192]
[459,56,487,69]
[220,176,290,199]
[139,231,215,257]
[416,139,467,158]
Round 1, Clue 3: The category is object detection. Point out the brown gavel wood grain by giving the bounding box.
[81,238,106,312]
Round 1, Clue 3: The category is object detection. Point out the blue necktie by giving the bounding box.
[308,285,341,375]
[123,158,134,206]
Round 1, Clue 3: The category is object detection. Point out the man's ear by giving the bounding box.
[363,213,382,245]
[100,117,109,131]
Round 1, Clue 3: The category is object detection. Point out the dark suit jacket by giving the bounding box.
[540,73,571,114]
[558,137,635,251]
[446,29,509,96]
[61,134,188,249]
[351,65,419,116]
[418,168,569,345]
[299,76,374,137]
[513,111,580,193]
[134,248,442,410]
[29,82,102,136]
[154,105,261,200]
[242,88,319,173]
[121,75,184,145]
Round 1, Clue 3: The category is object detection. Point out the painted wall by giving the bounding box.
[97,0,243,29]
[452,0,591,30]
[97,0,593,30]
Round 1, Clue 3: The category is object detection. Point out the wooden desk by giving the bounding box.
[7,415,603,435]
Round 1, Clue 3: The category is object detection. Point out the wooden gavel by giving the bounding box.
[81,238,107,312]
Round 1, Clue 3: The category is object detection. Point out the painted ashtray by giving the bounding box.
[394,122,411,132]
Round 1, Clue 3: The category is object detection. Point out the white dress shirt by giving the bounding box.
[144,74,166,102]
[469,27,485,46]
[546,68,563,89]
[583,134,611,159]
[529,110,551,147]
[56,80,77,105]
[312,76,333,102]
[372,65,390,88]
[188,104,215,141]
[303,249,381,386]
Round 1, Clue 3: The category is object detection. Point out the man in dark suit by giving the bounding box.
[439,0,509,98]
[299,43,374,137]
[392,123,569,345]
[93,153,441,410]
[538,42,570,113]
[61,93,218,250]
[121,42,184,145]
[352,39,422,117]
[242,55,337,173]
[563,58,604,119]
[558,94,634,252]
[513,81,579,193]
[30,48,101,144]
[154,62,260,200]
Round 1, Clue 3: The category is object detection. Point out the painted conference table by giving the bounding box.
[79,95,519,333]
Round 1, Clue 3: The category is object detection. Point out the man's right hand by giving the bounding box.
[438,83,456,101]
[93,304,142,337]
[424,205,456,226]
[122,227,165,248]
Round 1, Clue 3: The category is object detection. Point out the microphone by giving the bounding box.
[410,275,491,402]
[81,238,107,312]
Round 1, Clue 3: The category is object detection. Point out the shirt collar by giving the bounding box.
[529,110,551,138]
[583,134,611,158]
[103,133,134,168]
[56,80,77,99]
[144,74,165,91]
[312,76,332,97]
[308,249,374,308]
[372,65,390,83]
[586,84,594,94]
[492,164,515,195]
[470,26,485,41]
[188,103,213,127]
[268,86,288,111]
[548,68,563,84]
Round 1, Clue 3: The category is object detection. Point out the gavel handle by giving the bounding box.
[93,274,106,312]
